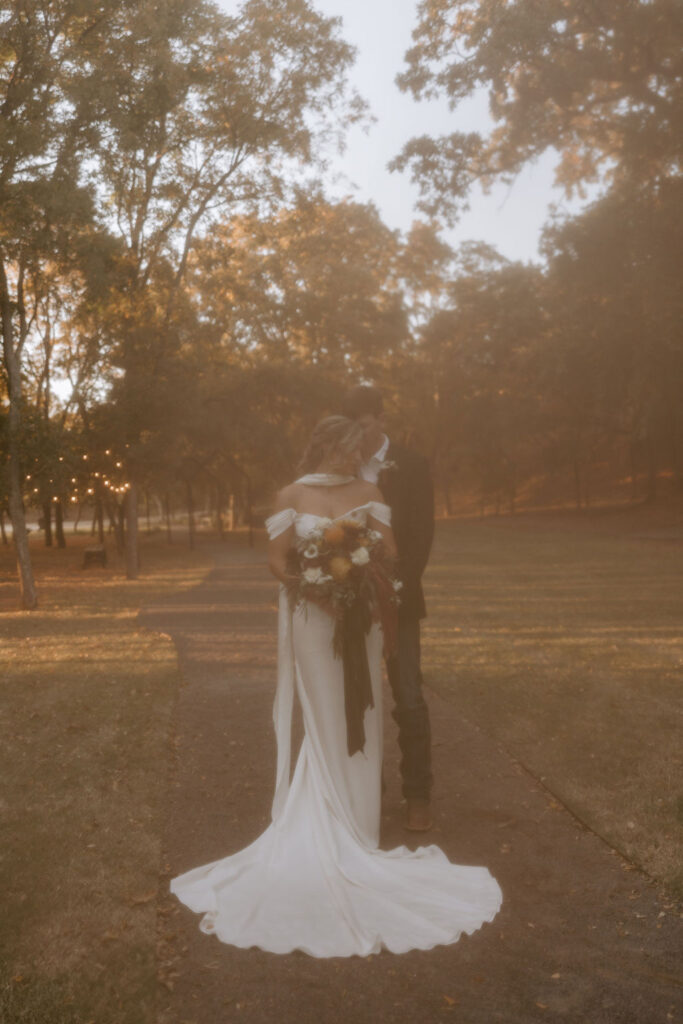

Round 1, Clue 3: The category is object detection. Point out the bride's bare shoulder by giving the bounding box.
[352,479,384,503]
[273,481,303,511]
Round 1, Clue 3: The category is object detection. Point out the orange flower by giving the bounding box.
[329,555,352,580]
[323,524,346,546]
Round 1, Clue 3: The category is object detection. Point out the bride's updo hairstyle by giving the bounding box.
[298,415,364,474]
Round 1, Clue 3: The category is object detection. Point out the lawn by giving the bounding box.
[422,508,683,897]
[0,531,216,1024]
[1,506,681,1021]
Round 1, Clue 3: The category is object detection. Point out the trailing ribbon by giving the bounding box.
[340,598,374,757]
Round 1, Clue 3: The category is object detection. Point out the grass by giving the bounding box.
[0,531,216,1024]
[1,504,681,1020]
[422,505,683,896]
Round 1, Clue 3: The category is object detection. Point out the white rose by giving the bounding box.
[303,543,319,559]
[392,579,403,591]
[303,567,325,583]
[350,547,370,566]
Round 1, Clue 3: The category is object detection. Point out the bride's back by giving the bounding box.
[280,477,381,521]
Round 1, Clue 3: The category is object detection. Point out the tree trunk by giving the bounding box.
[55,499,66,548]
[645,435,658,502]
[145,489,151,534]
[245,475,253,548]
[42,500,53,546]
[186,480,195,550]
[96,488,105,544]
[1,264,37,608]
[573,457,582,510]
[629,441,639,501]
[164,492,173,544]
[215,484,225,540]
[0,508,8,545]
[125,484,139,576]
[72,502,82,533]
[112,502,124,552]
[441,477,452,517]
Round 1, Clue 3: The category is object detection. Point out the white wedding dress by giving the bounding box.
[169,497,502,957]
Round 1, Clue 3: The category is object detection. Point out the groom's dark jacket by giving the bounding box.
[377,441,435,620]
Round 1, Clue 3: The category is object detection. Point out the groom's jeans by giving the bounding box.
[385,611,433,800]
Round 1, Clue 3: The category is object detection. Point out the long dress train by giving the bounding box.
[169,502,502,956]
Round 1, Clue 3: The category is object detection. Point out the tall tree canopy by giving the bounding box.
[392,0,683,221]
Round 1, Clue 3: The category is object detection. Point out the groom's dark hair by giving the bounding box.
[343,385,384,419]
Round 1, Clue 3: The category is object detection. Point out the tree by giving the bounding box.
[419,244,545,512]
[83,0,365,578]
[0,1,115,606]
[393,0,683,221]
[190,193,408,378]
[541,177,683,500]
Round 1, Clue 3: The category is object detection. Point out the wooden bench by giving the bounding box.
[82,546,107,569]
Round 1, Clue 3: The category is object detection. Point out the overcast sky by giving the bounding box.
[219,0,591,264]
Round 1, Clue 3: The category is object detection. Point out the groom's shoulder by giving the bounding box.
[390,442,430,474]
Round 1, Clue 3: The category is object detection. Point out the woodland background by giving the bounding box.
[2,0,682,608]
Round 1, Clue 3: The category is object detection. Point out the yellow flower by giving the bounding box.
[323,524,345,546]
[329,555,352,581]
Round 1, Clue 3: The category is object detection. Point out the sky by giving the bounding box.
[219,0,591,265]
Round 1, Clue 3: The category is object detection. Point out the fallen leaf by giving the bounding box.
[443,995,456,1006]
[127,890,157,906]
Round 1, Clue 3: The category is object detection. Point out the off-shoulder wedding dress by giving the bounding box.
[169,491,502,957]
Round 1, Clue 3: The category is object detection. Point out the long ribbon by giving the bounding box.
[340,599,374,757]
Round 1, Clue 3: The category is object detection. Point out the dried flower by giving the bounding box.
[350,547,370,566]
[329,555,352,580]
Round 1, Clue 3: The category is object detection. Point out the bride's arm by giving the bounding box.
[268,528,295,585]
[267,486,298,584]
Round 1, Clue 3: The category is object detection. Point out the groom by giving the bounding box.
[344,385,435,831]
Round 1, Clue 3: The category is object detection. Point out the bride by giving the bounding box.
[170,416,502,957]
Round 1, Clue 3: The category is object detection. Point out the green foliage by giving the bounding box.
[393,0,683,221]
[190,193,408,376]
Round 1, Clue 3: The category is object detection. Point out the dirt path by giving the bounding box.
[140,543,680,1024]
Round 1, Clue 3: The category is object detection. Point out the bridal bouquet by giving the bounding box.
[285,518,401,652]
[285,518,402,755]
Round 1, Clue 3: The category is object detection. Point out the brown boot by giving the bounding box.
[404,797,433,832]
